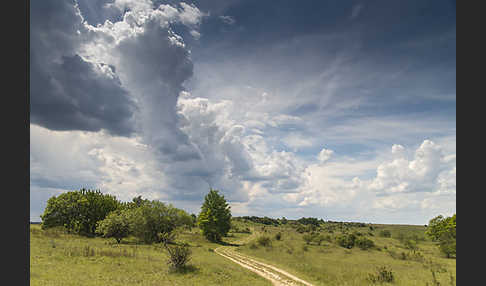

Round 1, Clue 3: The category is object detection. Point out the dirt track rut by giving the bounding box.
[214,232,314,286]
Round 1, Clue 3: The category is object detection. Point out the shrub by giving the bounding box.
[314,234,327,245]
[257,236,272,247]
[379,230,391,238]
[249,242,258,249]
[336,233,356,249]
[367,266,395,283]
[96,210,131,243]
[275,232,282,240]
[404,239,419,252]
[355,237,375,250]
[129,200,192,244]
[303,233,314,245]
[165,243,192,271]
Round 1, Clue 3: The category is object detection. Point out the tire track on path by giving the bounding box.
[214,230,314,286]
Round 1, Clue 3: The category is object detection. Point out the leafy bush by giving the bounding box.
[367,266,395,283]
[96,209,131,243]
[355,236,375,250]
[336,233,356,249]
[128,200,192,244]
[275,232,282,240]
[426,214,456,258]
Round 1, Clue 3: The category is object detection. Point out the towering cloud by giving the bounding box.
[30,0,137,136]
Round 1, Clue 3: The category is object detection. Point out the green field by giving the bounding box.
[30,224,270,286]
[234,221,456,286]
[30,220,455,286]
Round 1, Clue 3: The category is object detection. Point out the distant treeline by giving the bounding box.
[237,216,280,226]
[234,216,368,228]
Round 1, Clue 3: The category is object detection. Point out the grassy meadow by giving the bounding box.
[233,220,456,286]
[30,224,270,286]
[31,219,455,286]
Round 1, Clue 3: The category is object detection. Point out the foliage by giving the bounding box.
[302,233,314,245]
[40,188,121,236]
[355,236,375,250]
[295,224,315,233]
[275,232,282,240]
[128,200,192,244]
[336,233,356,249]
[426,214,456,258]
[197,189,232,242]
[297,217,322,227]
[257,236,272,247]
[379,229,392,238]
[240,215,280,226]
[404,239,419,252]
[95,209,131,243]
[367,266,395,283]
[165,243,192,271]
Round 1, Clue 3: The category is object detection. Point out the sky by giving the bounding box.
[30,0,456,224]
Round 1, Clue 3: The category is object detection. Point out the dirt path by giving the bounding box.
[214,231,314,286]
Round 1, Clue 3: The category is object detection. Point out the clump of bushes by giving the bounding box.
[336,233,357,249]
[257,236,272,247]
[355,236,375,250]
[40,189,121,236]
[303,232,329,245]
[367,266,395,283]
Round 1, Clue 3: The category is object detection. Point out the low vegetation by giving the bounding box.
[32,187,456,285]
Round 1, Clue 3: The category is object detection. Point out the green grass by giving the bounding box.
[30,224,271,286]
[236,222,456,286]
[30,221,456,286]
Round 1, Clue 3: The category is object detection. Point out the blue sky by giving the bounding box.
[30,0,455,224]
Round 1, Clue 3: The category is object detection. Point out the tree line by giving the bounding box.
[40,188,232,244]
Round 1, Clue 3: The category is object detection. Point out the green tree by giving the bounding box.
[40,188,121,236]
[128,200,192,244]
[96,209,131,243]
[197,189,232,242]
[426,214,456,258]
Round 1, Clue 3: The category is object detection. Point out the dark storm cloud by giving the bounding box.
[30,0,137,136]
